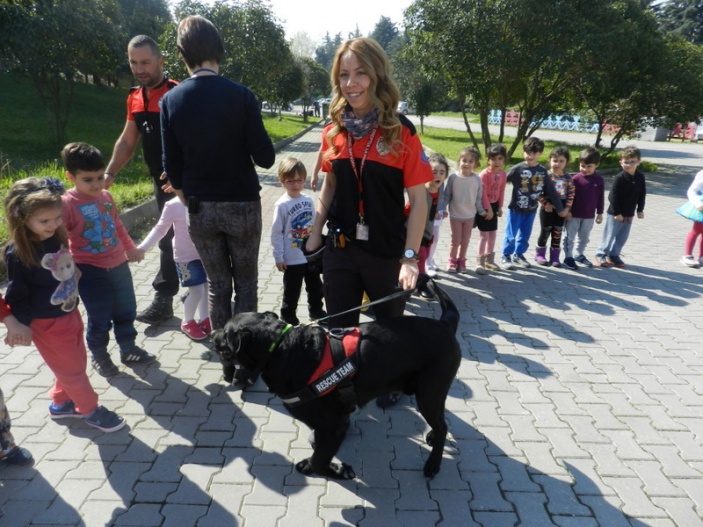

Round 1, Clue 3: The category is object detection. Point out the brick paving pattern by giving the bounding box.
[1,125,702,526]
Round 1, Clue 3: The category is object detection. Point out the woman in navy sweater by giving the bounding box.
[161,16,275,365]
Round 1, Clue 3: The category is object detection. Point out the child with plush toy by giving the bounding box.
[3,177,126,432]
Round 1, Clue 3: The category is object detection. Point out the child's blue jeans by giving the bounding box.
[76,261,137,360]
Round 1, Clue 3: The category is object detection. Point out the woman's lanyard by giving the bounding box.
[346,126,378,239]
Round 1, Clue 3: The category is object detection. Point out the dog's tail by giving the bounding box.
[423,276,460,334]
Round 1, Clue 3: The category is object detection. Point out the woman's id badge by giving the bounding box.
[356,223,369,241]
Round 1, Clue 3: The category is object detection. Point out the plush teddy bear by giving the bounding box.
[41,248,79,312]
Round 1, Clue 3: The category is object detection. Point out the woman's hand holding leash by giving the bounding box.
[306,231,323,253]
[399,260,419,290]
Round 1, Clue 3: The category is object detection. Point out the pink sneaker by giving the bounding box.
[199,318,211,335]
[181,320,208,341]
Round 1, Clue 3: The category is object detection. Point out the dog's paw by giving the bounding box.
[326,462,356,480]
[295,458,356,480]
[295,458,315,475]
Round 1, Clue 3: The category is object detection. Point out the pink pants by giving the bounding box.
[684,221,703,257]
[449,218,474,260]
[31,310,99,415]
[477,230,497,257]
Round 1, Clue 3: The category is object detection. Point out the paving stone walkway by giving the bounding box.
[1,125,702,527]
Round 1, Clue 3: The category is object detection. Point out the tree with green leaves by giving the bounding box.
[391,37,447,134]
[566,1,703,155]
[569,1,665,153]
[270,59,304,120]
[406,0,581,155]
[0,0,122,147]
[369,16,399,51]
[164,0,292,106]
[299,57,329,121]
[653,0,703,45]
[315,32,343,70]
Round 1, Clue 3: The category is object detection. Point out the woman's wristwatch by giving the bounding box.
[400,248,419,264]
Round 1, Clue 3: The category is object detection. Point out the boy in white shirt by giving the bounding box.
[271,158,326,325]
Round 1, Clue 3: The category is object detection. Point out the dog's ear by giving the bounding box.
[230,329,252,358]
[262,311,279,320]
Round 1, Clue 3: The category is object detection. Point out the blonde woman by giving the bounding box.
[305,38,433,407]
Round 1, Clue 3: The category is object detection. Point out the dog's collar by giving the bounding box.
[268,324,293,353]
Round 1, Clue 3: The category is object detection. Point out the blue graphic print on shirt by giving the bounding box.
[78,201,118,254]
[289,207,313,249]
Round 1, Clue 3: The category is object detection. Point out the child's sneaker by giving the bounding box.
[512,254,531,268]
[49,400,83,419]
[447,257,458,273]
[456,258,468,274]
[562,257,578,271]
[426,267,438,278]
[609,255,625,267]
[83,406,126,433]
[92,357,119,377]
[181,320,209,341]
[681,255,699,268]
[575,254,593,268]
[120,346,157,365]
[595,255,611,267]
[199,318,212,335]
[500,255,514,270]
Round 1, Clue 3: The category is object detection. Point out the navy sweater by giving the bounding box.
[161,75,275,202]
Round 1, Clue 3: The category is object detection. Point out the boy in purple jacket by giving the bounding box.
[562,147,604,270]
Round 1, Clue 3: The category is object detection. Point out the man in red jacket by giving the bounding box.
[105,35,180,325]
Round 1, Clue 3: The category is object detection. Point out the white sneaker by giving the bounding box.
[681,255,700,268]
[500,255,514,270]
[426,268,438,278]
[512,254,532,268]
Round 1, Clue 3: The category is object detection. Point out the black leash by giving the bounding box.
[310,277,428,326]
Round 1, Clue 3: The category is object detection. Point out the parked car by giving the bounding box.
[261,101,292,112]
[398,101,409,115]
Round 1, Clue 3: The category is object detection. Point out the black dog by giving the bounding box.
[211,278,461,479]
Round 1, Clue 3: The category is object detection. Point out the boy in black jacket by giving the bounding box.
[594,146,646,267]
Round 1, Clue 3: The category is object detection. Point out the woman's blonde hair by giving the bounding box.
[325,38,402,160]
[4,177,67,267]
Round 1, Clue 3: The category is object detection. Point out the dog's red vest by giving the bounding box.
[280,328,361,406]
[307,328,361,396]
